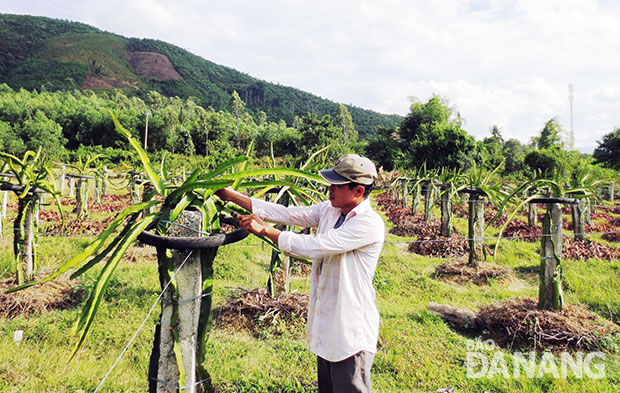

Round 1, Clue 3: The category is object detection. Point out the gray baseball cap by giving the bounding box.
[319,154,378,185]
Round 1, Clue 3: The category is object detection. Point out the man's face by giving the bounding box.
[328,183,363,211]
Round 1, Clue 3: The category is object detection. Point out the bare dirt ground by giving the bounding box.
[129,51,183,80]
[81,74,137,89]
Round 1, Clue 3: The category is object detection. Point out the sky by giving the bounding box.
[2,0,620,153]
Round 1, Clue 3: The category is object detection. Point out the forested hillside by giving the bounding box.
[0,13,401,137]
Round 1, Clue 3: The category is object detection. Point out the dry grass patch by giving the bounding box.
[0,268,83,318]
[477,297,619,351]
[433,259,512,285]
[214,288,308,337]
[409,236,469,259]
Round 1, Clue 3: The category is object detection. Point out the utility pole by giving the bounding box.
[568,84,574,150]
[144,110,151,151]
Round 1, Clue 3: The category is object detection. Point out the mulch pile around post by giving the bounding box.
[501,218,542,242]
[214,288,308,337]
[476,297,619,351]
[391,216,442,237]
[408,236,469,258]
[88,193,133,214]
[560,237,620,260]
[0,269,83,318]
[41,215,117,236]
[601,223,620,242]
[485,207,508,227]
[433,259,512,285]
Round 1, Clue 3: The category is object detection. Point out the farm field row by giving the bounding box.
[0,189,619,392]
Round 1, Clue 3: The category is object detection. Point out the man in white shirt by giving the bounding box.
[215,154,385,393]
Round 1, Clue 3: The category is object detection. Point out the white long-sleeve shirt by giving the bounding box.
[252,197,385,362]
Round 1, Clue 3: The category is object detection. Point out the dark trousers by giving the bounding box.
[317,351,374,393]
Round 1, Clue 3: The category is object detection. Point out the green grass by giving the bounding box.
[0,196,619,392]
[36,33,143,86]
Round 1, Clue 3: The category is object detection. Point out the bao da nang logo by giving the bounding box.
[465,338,606,379]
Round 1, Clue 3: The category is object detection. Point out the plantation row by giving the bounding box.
[1,106,619,391]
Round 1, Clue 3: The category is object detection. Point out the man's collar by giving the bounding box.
[345,197,372,217]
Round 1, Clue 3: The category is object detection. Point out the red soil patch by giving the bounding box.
[38,209,62,223]
[390,215,437,237]
[453,204,468,218]
[89,193,132,214]
[129,51,183,80]
[600,222,620,242]
[42,215,116,236]
[384,206,415,226]
[81,73,137,89]
[591,212,614,221]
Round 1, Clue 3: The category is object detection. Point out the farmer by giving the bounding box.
[215,153,385,393]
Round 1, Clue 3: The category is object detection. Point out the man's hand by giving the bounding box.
[238,214,281,244]
[214,186,234,201]
[214,186,252,211]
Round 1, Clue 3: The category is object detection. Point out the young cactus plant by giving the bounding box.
[66,154,102,217]
[8,112,325,391]
[260,144,329,296]
[0,148,63,284]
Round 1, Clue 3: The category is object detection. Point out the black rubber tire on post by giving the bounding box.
[459,188,488,196]
[0,183,45,194]
[137,217,249,250]
[529,197,579,205]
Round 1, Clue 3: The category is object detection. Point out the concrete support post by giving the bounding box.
[539,203,563,311]
[1,189,7,220]
[59,165,66,195]
[467,194,485,268]
[423,182,435,222]
[528,203,537,227]
[439,186,452,237]
[411,183,421,215]
[74,179,88,216]
[571,199,585,241]
[68,177,75,197]
[152,211,206,393]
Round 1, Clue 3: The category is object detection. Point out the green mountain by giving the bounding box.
[0,13,401,136]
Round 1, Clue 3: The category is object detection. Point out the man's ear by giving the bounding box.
[356,185,365,197]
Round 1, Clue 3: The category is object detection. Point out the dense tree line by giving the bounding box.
[593,127,620,170]
[0,84,359,167]
[363,95,618,184]
[0,83,617,192]
[366,96,486,171]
